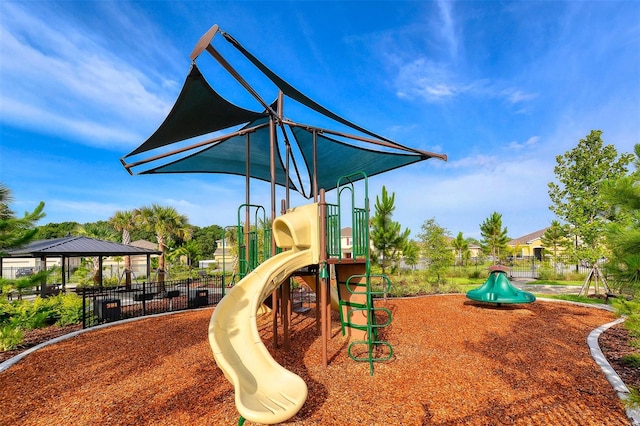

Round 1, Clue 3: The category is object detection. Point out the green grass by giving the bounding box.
[447,277,486,285]
[539,294,608,304]
[530,279,583,286]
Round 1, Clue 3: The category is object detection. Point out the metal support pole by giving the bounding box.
[319,189,328,367]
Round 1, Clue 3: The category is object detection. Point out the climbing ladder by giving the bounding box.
[327,172,393,375]
[236,204,273,280]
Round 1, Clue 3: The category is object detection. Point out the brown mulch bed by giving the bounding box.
[0,295,636,425]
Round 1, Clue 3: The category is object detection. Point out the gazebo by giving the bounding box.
[1,236,161,297]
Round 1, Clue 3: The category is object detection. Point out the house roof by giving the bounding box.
[3,236,162,258]
[130,239,158,250]
[508,228,549,246]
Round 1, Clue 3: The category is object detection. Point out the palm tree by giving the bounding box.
[479,212,509,264]
[75,222,118,285]
[109,210,136,289]
[171,240,201,270]
[451,232,469,266]
[0,183,45,253]
[135,204,192,290]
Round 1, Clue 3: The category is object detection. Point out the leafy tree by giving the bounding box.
[541,220,570,270]
[192,224,224,259]
[135,204,192,285]
[417,218,453,284]
[479,212,509,263]
[402,240,420,272]
[451,232,469,266]
[109,210,136,288]
[603,143,640,295]
[548,130,633,264]
[370,186,410,274]
[0,183,45,254]
[35,222,78,239]
[75,221,118,241]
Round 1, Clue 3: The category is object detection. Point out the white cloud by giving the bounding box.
[394,57,537,107]
[503,89,538,104]
[368,154,555,239]
[48,200,122,223]
[0,98,141,148]
[436,0,459,59]
[507,136,540,151]
[446,154,499,170]
[0,3,175,148]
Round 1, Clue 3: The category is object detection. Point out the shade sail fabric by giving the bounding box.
[292,126,429,192]
[141,118,298,191]
[222,31,396,145]
[125,64,267,157]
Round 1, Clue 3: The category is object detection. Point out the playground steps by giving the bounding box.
[334,262,370,340]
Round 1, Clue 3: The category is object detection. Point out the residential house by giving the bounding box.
[507,228,549,260]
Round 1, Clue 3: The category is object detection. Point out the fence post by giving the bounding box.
[142,281,146,316]
[81,288,86,329]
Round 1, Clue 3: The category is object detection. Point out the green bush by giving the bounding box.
[621,353,640,369]
[0,298,16,325]
[468,269,483,279]
[537,267,564,281]
[0,323,23,351]
[55,294,83,326]
[627,387,640,410]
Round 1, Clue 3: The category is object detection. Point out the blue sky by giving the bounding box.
[1,1,639,240]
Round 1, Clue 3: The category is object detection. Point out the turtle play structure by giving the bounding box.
[466,265,536,306]
[121,24,446,425]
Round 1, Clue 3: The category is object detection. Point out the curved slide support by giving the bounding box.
[209,203,319,424]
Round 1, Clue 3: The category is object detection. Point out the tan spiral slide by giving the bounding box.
[208,203,319,424]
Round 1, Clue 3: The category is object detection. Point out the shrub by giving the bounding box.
[537,267,564,281]
[627,387,640,410]
[0,299,16,325]
[28,297,59,328]
[468,269,483,279]
[0,323,23,351]
[621,353,640,369]
[55,294,83,326]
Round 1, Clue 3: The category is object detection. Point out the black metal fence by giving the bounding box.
[76,274,317,329]
[77,275,229,328]
[453,255,597,279]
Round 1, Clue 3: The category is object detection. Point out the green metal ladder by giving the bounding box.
[236,204,273,280]
[330,172,394,375]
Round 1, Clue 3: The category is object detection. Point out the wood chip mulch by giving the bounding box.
[0,295,634,425]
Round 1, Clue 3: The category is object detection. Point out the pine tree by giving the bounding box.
[370,186,410,274]
[479,212,509,264]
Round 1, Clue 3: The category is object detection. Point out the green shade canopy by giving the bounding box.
[142,118,298,191]
[121,25,446,198]
[222,31,395,145]
[125,64,267,157]
[291,126,432,192]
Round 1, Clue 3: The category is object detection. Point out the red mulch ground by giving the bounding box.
[0,295,637,425]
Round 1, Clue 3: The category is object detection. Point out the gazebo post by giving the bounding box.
[61,255,66,292]
[39,255,46,298]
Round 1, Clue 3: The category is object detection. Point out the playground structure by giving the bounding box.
[121,24,446,425]
[210,175,393,424]
[466,265,536,306]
